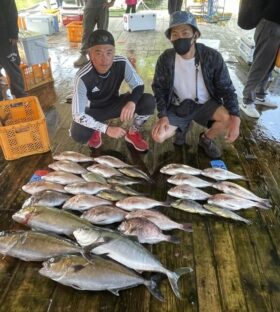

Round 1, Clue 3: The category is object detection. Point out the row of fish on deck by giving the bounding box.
[0,151,271,301]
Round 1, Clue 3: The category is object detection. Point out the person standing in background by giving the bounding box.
[0,0,26,100]
[74,0,115,67]
[168,0,183,15]
[125,0,137,14]
[240,0,280,118]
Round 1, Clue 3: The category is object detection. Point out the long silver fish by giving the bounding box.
[81,172,107,184]
[48,160,87,175]
[118,218,180,244]
[211,181,271,207]
[42,171,84,185]
[171,199,214,215]
[93,155,132,168]
[62,195,111,211]
[0,230,81,261]
[12,206,93,237]
[107,175,141,185]
[81,206,127,225]
[39,255,164,301]
[168,185,211,200]
[112,185,144,196]
[201,168,246,181]
[53,151,94,162]
[64,182,111,195]
[87,164,122,178]
[97,190,127,201]
[74,228,192,299]
[22,181,67,195]
[203,204,252,224]
[118,167,151,182]
[125,209,192,232]
[22,191,71,208]
[207,194,269,210]
[160,163,202,176]
[167,173,213,188]
[116,196,169,211]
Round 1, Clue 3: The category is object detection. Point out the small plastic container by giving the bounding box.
[0,96,50,160]
[66,21,83,43]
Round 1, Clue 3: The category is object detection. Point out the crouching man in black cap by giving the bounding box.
[151,11,240,159]
[70,29,155,152]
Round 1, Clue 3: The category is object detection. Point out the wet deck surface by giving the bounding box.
[0,12,280,312]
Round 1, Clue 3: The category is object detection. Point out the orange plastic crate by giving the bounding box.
[276,49,280,68]
[19,59,54,91]
[18,15,27,30]
[0,96,50,160]
[66,21,83,43]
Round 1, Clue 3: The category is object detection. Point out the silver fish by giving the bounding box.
[64,182,111,195]
[171,199,214,215]
[168,185,210,200]
[62,195,111,211]
[87,164,122,178]
[118,218,180,244]
[81,172,107,184]
[93,155,132,168]
[116,196,169,211]
[22,181,67,195]
[53,151,94,162]
[81,206,127,225]
[0,230,81,261]
[160,163,202,176]
[97,190,127,201]
[203,204,252,224]
[48,160,87,174]
[167,173,212,188]
[212,181,271,207]
[42,171,84,185]
[22,191,71,208]
[12,206,93,237]
[39,255,163,301]
[201,168,246,181]
[74,228,192,299]
[207,194,269,210]
[125,209,192,232]
[107,175,141,185]
[113,185,143,196]
[118,167,151,181]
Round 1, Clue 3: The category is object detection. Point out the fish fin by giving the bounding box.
[167,267,193,299]
[70,283,82,290]
[108,289,120,296]
[167,235,180,244]
[181,223,193,232]
[260,199,272,208]
[72,264,86,273]
[242,218,253,225]
[147,274,165,302]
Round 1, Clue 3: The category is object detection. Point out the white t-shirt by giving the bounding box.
[174,54,210,104]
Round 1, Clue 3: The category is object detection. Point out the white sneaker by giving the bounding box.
[255,97,278,108]
[240,103,260,118]
[73,55,88,67]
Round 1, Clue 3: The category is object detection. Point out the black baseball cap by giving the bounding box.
[88,30,115,48]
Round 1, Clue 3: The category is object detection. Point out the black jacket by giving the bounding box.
[152,43,239,118]
[0,0,19,41]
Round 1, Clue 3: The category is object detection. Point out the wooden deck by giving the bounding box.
[0,13,280,312]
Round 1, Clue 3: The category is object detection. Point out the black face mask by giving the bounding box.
[172,37,194,55]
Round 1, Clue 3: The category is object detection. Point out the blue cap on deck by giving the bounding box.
[165,11,201,39]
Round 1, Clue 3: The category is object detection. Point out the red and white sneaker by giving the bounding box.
[88,131,102,148]
[125,131,149,152]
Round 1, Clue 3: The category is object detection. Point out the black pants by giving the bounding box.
[0,41,26,99]
[70,93,155,144]
[126,5,136,13]
[168,0,183,15]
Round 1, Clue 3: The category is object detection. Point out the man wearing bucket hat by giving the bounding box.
[151,11,240,159]
[70,29,155,152]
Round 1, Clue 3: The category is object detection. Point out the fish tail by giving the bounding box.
[167,267,193,299]
[167,235,180,244]
[255,202,270,210]
[147,274,165,302]
[260,199,271,208]
[180,223,193,232]
[241,217,253,225]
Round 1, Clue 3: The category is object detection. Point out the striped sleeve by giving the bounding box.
[72,64,108,133]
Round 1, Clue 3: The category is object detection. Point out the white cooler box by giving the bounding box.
[238,33,255,64]
[123,11,156,32]
[26,15,55,35]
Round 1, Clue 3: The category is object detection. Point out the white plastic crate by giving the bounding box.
[26,15,55,35]
[19,32,49,66]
